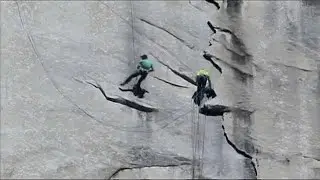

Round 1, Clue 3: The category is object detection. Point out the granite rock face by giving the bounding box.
[1,1,319,179]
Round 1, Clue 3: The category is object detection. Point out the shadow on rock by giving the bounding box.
[119,85,149,99]
[86,80,158,112]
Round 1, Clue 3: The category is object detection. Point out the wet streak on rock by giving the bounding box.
[317,65,320,97]
[228,42,253,84]
[316,66,320,161]
[86,81,158,112]
[232,110,255,154]
[230,34,252,66]
[232,64,252,84]
[151,76,189,89]
[139,18,195,50]
[226,0,243,17]
[232,109,256,178]
[222,14,256,178]
[228,13,256,177]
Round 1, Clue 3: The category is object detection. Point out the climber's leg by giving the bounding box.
[136,71,148,87]
[120,70,142,86]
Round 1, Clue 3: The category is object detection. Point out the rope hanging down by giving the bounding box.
[191,90,207,179]
[191,99,196,178]
[130,0,136,64]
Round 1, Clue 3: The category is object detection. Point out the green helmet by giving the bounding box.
[197,69,209,76]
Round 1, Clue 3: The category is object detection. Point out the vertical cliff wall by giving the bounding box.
[1,0,319,179]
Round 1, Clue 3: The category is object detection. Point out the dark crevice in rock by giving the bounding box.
[198,105,257,177]
[205,0,221,10]
[188,0,204,11]
[202,52,253,79]
[202,51,223,74]
[211,38,246,59]
[139,18,195,50]
[221,124,257,177]
[108,163,191,179]
[86,81,158,113]
[151,76,189,88]
[207,21,252,57]
[207,21,217,34]
[303,155,320,162]
[271,62,313,72]
[151,54,197,86]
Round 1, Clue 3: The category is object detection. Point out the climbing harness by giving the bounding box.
[200,115,206,176]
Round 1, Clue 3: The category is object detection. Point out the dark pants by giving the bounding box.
[121,70,148,87]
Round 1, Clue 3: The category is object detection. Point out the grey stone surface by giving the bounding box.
[1,0,319,179]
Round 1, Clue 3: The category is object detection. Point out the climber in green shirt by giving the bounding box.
[120,54,154,87]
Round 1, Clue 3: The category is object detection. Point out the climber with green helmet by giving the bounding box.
[192,68,216,106]
[120,54,154,88]
[196,69,212,91]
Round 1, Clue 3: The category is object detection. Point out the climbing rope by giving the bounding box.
[200,115,206,176]
[196,106,201,178]
[191,88,208,179]
[191,97,202,179]
[130,0,136,66]
[191,98,196,178]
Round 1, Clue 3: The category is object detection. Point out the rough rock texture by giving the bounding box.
[1,0,319,179]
